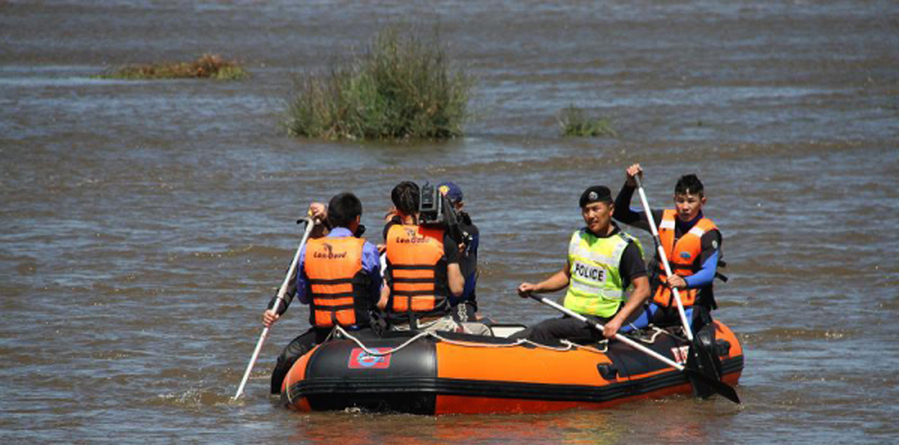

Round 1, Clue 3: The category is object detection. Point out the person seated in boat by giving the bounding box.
[263,192,382,394]
[437,181,482,324]
[379,181,489,335]
[512,185,651,345]
[613,164,724,332]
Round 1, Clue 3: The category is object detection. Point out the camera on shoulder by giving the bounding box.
[418,181,468,245]
[418,181,446,226]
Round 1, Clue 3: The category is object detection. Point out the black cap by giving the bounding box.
[579,185,613,208]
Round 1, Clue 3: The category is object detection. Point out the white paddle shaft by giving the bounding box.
[534,295,684,371]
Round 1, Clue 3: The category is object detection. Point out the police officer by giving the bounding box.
[513,185,650,344]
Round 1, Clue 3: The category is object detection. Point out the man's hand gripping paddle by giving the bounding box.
[233,217,317,400]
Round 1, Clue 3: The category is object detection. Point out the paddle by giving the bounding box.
[633,174,726,397]
[232,216,316,400]
[529,294,740,404]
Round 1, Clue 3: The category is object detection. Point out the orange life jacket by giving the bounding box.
[385,223,449,322]
[304,236,371,328]
[653,209,718,307]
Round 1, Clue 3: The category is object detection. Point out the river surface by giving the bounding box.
[2,0,898,443]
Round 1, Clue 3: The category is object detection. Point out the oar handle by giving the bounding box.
[527,294,684,371]
[274,216,316,303]
[232,217,317,400]
[633,175,660,238]
[633,175,694,341]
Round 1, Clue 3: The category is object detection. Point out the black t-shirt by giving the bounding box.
[383,218,460,264]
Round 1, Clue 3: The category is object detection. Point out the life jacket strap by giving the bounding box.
[308,277,354,285]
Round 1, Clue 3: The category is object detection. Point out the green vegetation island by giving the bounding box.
[97,54,248,80]
[285,27,473,141]
[558,105,618,138]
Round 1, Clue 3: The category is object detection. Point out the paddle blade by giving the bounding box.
[686,338,721,399]
[685,330,740,404]
[685,367,741,404]
[684,335,740,404]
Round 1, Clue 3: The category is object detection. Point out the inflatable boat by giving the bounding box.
[280,321,743,414]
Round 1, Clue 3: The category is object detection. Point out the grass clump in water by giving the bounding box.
[558,105,618,137]
[98,54,249,80]
[286,26,473,141]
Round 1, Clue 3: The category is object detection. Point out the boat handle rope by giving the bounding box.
[282,326,671,405]
[632,326,668,344]
[332,325,621,356]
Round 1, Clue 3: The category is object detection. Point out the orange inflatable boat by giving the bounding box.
[280,321,743,414]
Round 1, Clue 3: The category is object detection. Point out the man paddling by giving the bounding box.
[512,185,650,344]
[613,165,724,332]
[263,192,381,394]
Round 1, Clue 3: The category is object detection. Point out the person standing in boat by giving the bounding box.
[262,192,382,394]
[613,164,724,332]
[379,181,488,334]
[437,181,482,324]
[513,185,651,344]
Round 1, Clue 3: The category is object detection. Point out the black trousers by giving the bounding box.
[509,315,612,345]
[511,304,654,346]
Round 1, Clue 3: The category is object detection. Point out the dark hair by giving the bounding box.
[327,192,363,228]
[391,181,419,215]
[674,174,704,197]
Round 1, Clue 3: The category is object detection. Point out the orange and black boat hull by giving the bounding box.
[281,321,743,414]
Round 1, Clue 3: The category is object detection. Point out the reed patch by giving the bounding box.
[286,26,473,141]
[97,54,248,80]
[558,105,618,138]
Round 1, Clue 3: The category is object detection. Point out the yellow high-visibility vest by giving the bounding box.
[563,228,643,318]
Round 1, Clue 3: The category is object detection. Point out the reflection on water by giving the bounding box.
[283,397,742,444]
[2,0,898,443]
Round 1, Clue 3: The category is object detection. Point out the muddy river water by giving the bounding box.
[2,0,898,443]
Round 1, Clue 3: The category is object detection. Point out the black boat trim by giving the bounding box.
[286,355,743,406]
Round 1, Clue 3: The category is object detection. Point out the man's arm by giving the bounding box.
[361,241,382,304]
[602,241,649,337]
[377,280,389,310]
[613,182,645,228]
[444,232,465,298]
[262,204,326,327]
[614,164,666,231]
[262,245,308,327]
[682,230,722,288]
[612,183,666,232]
[603,276,650,338]
[517,263,572,297]
[447,263,465,298]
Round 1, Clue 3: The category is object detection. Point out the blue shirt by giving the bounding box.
[296,227,381,305]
